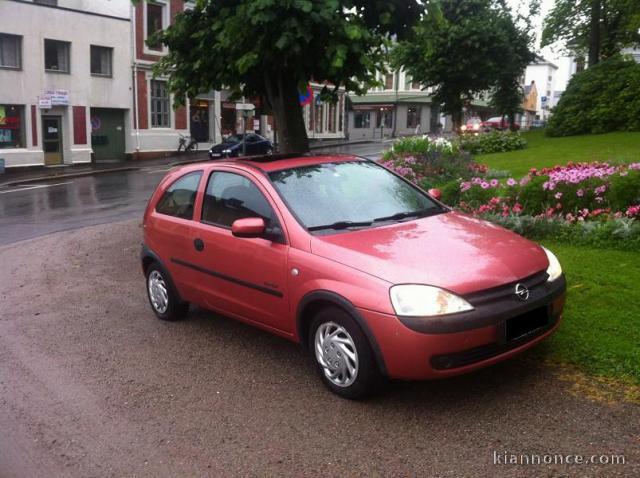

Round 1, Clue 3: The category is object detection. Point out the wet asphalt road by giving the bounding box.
[0,142,388,246]
[1,220,639,477]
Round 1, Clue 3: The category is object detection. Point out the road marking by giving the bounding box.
[145,167,174,174]
[0,182,72,195]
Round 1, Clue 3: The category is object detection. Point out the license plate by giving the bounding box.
[505,307,549,341]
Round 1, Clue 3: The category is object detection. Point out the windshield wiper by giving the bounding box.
[308,220,373,231]
[373,208,441,223]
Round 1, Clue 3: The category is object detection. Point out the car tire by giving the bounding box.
[309,307,381,399]
[146,263,189,321]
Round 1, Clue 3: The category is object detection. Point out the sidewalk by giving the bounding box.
[0,138,383,187]
[0,151,210,188]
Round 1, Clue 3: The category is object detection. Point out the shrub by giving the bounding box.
[608,169,640,211]
[456,130,527,154]
[480,214,640,250]
[546,55,640,136]
[381,136,481,187]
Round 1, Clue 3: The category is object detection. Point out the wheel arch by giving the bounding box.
[296,290,388,377]
[140,244,184,303]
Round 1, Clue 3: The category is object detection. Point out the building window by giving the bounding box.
[328,103,336,133]
[44,39,70,73]
[407,106,421,129]
[314,104,324,133]
[150,80,170,128]
[0,105,25,149]
[90,46,112,77]
[146,2,166,52]
[353,111,370,129]
[377,110,392,128]
[0,34,21,69]
[384,73,394,90]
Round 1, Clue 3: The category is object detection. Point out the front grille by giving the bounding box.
[431,306,555,370]
[464,270,548,306]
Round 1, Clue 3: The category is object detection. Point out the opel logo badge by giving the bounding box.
[515,283,530,301]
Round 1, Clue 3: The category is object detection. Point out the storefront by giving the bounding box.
[90,108,127,162]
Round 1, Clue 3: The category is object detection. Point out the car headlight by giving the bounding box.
[222,149,232,154]
[390,284,474,317]
[542,247,562,282]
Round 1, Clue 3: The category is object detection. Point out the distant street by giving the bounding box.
[0,142,388,246]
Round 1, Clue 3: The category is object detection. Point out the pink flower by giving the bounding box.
[490,179,499,187]
[512,203,523,214]
[576,188,584,197]
[594,185,606,195]
[506,178,517,186]
[554,192,563,199]
[480,181,490,189]
[460,182,471,192]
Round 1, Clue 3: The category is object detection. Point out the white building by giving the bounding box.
[523,56,559,120]
[0,0,133,168]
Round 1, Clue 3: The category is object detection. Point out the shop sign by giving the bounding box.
[236,103,255,111]
[38,96,52,109]
[42,89,70,106]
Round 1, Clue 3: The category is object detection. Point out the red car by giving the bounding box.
[483,116,520,130]
[142,154,566,399]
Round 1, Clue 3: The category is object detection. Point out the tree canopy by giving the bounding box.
[148,0,420,153]
[394,0,535,130]
[542,0,640,66]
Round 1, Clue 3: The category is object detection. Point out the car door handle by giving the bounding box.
[193,238,205,252]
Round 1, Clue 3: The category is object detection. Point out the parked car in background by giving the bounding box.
[531,119,546,129]
[460,117,484,134]
[482,116,520,131]
[142,154,566,399]
[208,133,273,159]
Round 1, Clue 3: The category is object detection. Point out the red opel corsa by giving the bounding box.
[142,154,566,399]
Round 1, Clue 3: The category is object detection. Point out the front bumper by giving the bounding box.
[359,272,566,380]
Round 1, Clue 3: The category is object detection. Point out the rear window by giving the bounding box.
[155,171,202,220]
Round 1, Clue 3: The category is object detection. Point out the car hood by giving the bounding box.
[310,211,548,295]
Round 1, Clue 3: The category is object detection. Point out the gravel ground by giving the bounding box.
[0,219,638,477]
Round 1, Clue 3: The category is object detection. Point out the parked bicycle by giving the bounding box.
[177,133,198,153]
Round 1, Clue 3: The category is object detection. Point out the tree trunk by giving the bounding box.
[588,0,601,66]
[265,72,309,154]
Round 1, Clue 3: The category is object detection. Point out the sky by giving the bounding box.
[507,0,562,60]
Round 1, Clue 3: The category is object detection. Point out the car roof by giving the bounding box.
[170,153,365,176]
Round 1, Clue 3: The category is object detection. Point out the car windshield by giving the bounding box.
[224,134,244,144]
[269,161,445,233]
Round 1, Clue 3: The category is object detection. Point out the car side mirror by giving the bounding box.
[231,217,266,238]
[428,188,442,201]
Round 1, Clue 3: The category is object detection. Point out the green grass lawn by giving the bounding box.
[537,242,640,386]
[478,130,640,178]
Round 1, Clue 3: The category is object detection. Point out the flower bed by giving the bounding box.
[379,148,640,247]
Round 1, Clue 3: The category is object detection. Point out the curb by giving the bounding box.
[0,166,140,188]
[309,140,380,149]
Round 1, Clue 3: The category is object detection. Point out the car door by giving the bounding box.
[185,169,291,332]
[146,170,204,301]
[244,134,259,155]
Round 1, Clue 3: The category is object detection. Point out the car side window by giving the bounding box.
[155,171,202,220]
[201,172,278,229]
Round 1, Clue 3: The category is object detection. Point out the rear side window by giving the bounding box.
[155,171,202,219]
[202,172,277,227]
